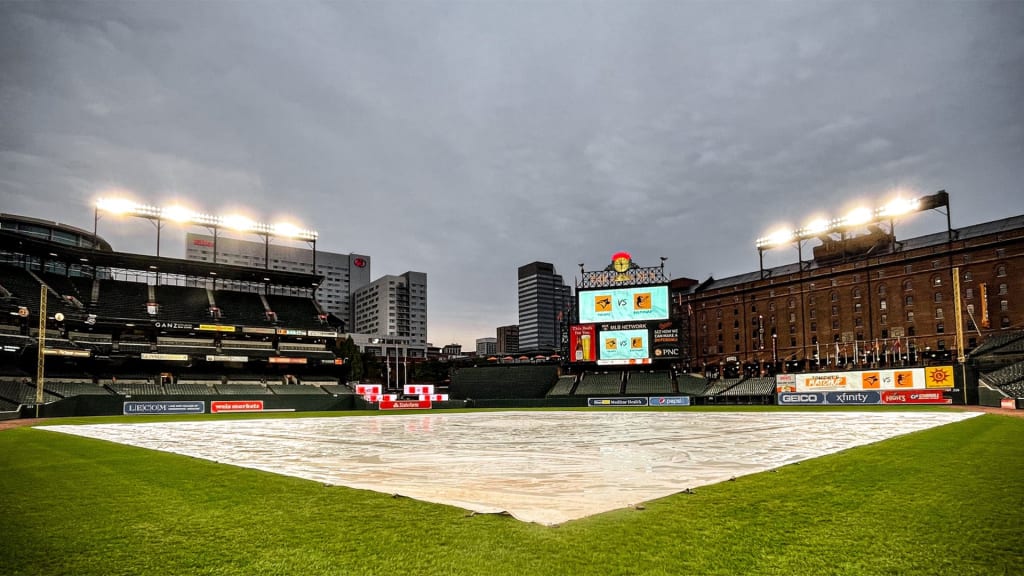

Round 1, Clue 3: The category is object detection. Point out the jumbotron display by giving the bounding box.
[577,285,669,324]
[571,252,679,366]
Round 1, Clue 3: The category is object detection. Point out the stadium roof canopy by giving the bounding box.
[0,229,323,288]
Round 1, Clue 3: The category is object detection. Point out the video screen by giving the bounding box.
[597,328,649,364]
[578,285,669,324]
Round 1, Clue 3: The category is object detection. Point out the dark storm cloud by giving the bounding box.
[2,0,1023,346]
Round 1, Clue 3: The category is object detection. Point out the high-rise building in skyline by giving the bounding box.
[496,324,519,355]
[476,337,497,356]
[352,271,428,350]
[184,233,370,329]
[517,261,572,354]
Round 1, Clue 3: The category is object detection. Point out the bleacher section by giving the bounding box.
[624,371,674,395]
[546,375,577,397]
[155,286,212,322]
[216,384,272,395]
[214,290,270,326]
[0,379,61,404]
[268,385,328,395]
[39,272,87,310]
[164,383,217,395]
[0,263,43,312]
[677,374,710,396]
[320,384,355,395]
[970,331,1024,357]
[702,378,741,397]
[43,380,112,397]
[449,366,559,399]
[981,361,1024,389]
[94,280,149,320]
[107,381,166,396]
[719,377,776,397]
[266,295,323,328]
[573,372,624,396]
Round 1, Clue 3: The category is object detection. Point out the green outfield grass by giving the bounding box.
[1,409,1022,575]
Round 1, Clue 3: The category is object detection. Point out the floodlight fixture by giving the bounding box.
[877,196,919,218]
[222,214,256,231]
[799,218,831,237]
[755,227,795,249]
[96,197,139,215]
[841,207,873,227]
[161,204,194,223]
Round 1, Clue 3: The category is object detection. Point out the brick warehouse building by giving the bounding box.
[674,212,1024,375]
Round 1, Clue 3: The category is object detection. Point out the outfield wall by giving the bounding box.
[24,394,356,418]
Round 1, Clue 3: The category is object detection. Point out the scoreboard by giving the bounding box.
[572,283,678,366]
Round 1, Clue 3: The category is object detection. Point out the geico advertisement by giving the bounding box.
[775,367,955,393]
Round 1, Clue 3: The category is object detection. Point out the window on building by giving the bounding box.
[789,325,796,334]
[908,326,916,336]
[810,321,817,332]
[769,302,776,312]
[855,317,863,327]
[854,302,862,313]
[812,336,819,345]
[1001,300,1009,312]
[905,295,914,307]
[905,264,913,274]
[999,283,1008,295]
[936,322,944,334]
[832,319,839,330]
[878,284,887,296]
[935,308,944,320]
[963,271,972,282]
[880,298,887,311]
[965,288,973,300]
[831,305,839,316]
[789,312,796,323]
[830,292,838,302]
[907,311,914,323]
[853,288,861,299]
[808,295,816,305]
[788,298,796,309]
[809,308,816,319]
[934,292,943,303]
[996,264,1007,277]
[932,275,942,287]
[880,313,888,325]
[1002,316,1011,328]
[903,279,913,291]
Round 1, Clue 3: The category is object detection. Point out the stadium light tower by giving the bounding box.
[94,197,319,272]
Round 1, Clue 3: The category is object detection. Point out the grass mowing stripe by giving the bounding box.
[0,413,1021,575]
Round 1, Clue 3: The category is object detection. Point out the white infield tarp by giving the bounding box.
[41,410,978,525]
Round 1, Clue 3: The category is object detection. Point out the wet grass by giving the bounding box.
[0,411,1021,575]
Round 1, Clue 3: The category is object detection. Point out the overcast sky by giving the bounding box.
[2,1,1023,347]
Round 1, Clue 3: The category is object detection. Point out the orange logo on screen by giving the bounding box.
[630,337,644,350]
[605,338,618,351]
[894,371,914,388]
[594,295,612,313]
[634,292,652,311]
[861,372,881,389]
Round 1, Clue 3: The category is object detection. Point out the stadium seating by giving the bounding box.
[719,377,776,397]
[107,381,166,396]
[970,331,1024,357]
[0,379,61,404]
[676,374,710,396]
[265,295,323,328]
[154,286,213,322]
[573,372,624,396]
[0,263,43,312]
[164,383,218,395]
[320,384,356,395]
[702,378,742,397]
[624,371,673,395]
[43,380,112,398]
[982,362,1024,388]
[216,383,272,395]
[0,397,18,411]
[268,385,328,395]
[213,290,271,326]
[546,375,577,396]
[93,280,150,320]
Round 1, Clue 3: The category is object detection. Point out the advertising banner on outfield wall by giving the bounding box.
[649,396,691,406]
[588,397,648,407]
[124,401,205,415]
[789,367,954,393]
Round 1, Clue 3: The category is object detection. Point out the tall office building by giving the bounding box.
[184,233,371,330]
[517,262,572,354]
[476,337,497,356]
[496,324,519,355]
[352,271,428,348]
